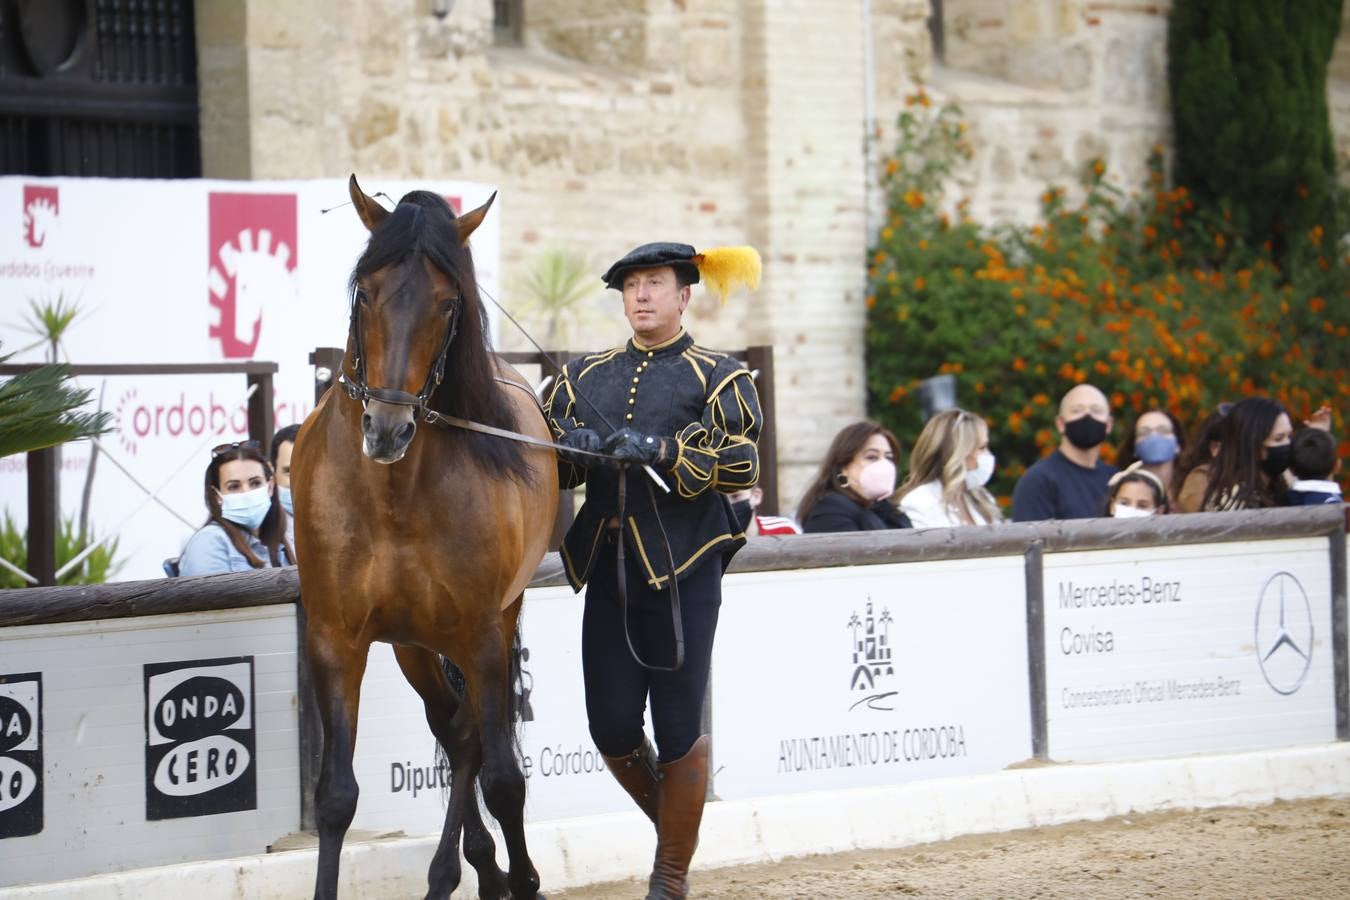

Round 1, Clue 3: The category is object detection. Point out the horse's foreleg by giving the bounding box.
[394,645,508,900]
[473,599,541,900]
[308,627,369,900]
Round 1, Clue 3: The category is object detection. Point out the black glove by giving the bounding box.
[557,427,604,464]
[604,427,673,468]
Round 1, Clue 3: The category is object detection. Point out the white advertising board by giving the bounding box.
[0,175,500,582]
[1044,537,1337,763]
[0,606,300,888]
[711,558,1034,800]
[350,584,637,835]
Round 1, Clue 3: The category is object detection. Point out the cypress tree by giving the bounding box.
[1167,0,1343,259]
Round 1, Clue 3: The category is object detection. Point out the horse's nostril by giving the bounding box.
[361,413,373,434]
[397,422,416,444]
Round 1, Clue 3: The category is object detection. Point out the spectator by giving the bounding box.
[1286,428,1343,506]
[1011,384,1117,522]
[727,486,801,536]
[1179,397,1292,511]
[799,421,912,533]
[1116,409,1185,508]
[1105,462,1169,518]
[178,440,293,576]
[272,423,300,544]
[1174,403,1230,510]
[897,408,1002,527]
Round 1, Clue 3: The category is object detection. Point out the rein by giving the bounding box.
[335,278,686,672]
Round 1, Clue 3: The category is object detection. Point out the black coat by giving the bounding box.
[801,491,912,533]
[545,331,762,590]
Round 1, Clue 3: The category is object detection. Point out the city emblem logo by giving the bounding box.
[0,673,43,839]
[1254,571,1314,696]
[847,599,896,711]
[22,185,59,249]
[512,632,534,723]
[144,657,257,820]
[206,192,299,358]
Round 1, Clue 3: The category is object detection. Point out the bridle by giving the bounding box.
[339,288,462,421]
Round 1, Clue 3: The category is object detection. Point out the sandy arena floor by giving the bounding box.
[551,797,1350,899]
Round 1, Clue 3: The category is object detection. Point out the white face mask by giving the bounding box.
[965,451,995,489]
[217,486,272,531]
[1112,503,1154,519]
[856,458,897,501]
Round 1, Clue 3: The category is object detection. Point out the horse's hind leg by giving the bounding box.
[394,644,508,900]
[307,626,370,900]
[473,598,541,900]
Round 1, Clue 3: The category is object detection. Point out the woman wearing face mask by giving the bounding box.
[1116,409,1186,508]
[1179,397,1292,512]
[177,441,294,576]
[798,421,912,533]
[897,409,1002,527]
[1104,463,1169,518]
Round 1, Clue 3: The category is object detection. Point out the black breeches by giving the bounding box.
[582,541,721,763]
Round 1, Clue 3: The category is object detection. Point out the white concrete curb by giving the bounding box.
[5,742,1349,899]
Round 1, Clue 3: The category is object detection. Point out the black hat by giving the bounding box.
[601,242,701,290]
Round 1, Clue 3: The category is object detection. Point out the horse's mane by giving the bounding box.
[350,190,533,483]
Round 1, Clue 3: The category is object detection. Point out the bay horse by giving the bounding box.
[292,177,559,900]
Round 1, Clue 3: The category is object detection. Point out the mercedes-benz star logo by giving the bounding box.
[1254,571,1314,695]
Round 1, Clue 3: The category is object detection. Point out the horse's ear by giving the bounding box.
[454,191,496,245]
[349,175,390,232]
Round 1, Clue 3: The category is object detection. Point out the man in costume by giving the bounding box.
[544,241,762,900]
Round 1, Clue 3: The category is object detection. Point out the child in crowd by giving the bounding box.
[1104,462,1169,518]
[1286,428,1344,506]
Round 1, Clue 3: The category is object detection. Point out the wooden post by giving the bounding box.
[1023,539,1047,759]
[1331,518,1348,742]
[744,345,779,515]
[309,347,345,405]
[247,371,275,457]
[26,448,58,587]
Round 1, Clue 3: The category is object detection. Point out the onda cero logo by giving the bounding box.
[22,185,59,249]
[0,673,42,839]
[144,657,256,820]
[206,192,298,358]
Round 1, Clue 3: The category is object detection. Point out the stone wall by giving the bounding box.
[194,0,1350,517]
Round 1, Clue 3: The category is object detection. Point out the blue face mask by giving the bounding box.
[1135,433,1179,465]
[218,486,272,532]
[278,485,294,516]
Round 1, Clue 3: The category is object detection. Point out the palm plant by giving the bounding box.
[515,248,603,348]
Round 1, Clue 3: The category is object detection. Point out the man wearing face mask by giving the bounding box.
[271,423,300,546]
[1011,384,1118,522]
[544,241,762,900]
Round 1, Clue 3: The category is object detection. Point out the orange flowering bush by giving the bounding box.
[866,97,1350,504]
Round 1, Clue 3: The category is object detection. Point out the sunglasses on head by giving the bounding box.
[211,439,261,459]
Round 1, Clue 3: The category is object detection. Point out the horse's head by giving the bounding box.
[345,175,494,463]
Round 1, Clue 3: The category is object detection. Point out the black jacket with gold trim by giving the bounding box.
[544,330,762,592]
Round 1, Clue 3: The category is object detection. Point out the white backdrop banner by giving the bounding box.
[0,176,500,581]
[0,606,300,887]
[710,559,1034,800]
[1043,537,1337,762]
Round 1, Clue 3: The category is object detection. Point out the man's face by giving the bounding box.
[1055,385,1112,436]
[622,265,690,345]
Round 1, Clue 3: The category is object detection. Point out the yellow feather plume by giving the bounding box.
[693,246,762,303]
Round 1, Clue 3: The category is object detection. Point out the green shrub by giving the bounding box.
[0,511,120,588]
[865,94,1350,506]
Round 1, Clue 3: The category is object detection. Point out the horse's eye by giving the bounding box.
[355,289,371,306]
[441,298,457,315]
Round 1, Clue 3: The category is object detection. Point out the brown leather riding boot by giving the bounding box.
[645,735,710,900]
[603,737,660,826]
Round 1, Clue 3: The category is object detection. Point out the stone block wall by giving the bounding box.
[195,0,1350,518]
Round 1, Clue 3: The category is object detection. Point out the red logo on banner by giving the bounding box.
[22,185,59,249]
[206,193,298,359]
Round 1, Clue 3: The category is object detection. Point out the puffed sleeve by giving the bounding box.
[177,524,234,577]
[543,362,586,490]
[668,363,761,499]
